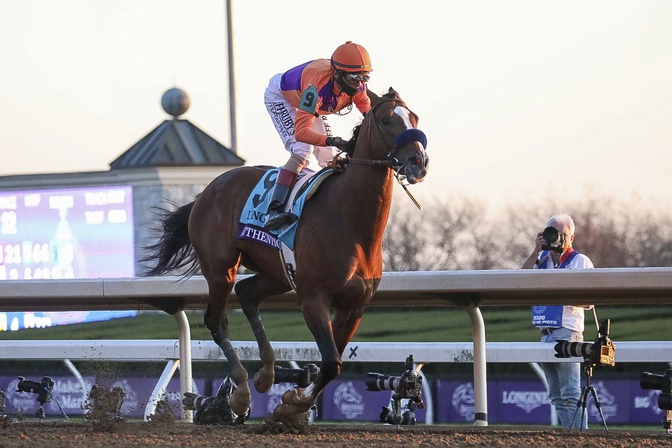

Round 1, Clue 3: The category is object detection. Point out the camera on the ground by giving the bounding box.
[183,376,249,425]
[365,364,422,399]
[541,226,566,253]
[366,355,424,425]
[273,364,319,388]
[640,369,672,410]
[17,376,54,406]
[554,319,616,367]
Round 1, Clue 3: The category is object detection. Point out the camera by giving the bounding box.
[366,355,424,425]
[183,376,249,425]
[554,319,616,367]
[365,368,422,400]
[17,376,54,406]
[16,376,55,419]
[273,364,319,388]
[640,369,672,410]
[541,226,566,253]
[366,374,406,393]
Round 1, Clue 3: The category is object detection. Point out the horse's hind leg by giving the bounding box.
[203,270,251,418]
[235,275,291,393]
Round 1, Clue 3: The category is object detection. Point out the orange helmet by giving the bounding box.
[331,41,372,73]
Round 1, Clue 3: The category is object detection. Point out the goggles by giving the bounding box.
[344,73,370,83]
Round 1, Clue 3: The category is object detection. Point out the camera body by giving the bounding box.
[17,376,54,405]
[365,355,423,401]
[541,226,566,253]
[365,370,422,400]
[366,355,425,425]
[640,369,672,410]
[553,320,616,367]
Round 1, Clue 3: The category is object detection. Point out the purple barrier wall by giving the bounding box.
[1,374,667,425]
[434,377,656,425]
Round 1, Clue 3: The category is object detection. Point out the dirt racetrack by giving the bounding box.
[1,421,671,447]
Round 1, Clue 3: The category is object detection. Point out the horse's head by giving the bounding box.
[363,87,429,184]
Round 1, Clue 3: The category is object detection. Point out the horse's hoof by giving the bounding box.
[272,403,310,426]
[253,368,274,393]
[230,388,251,418]
[280,388,312,412]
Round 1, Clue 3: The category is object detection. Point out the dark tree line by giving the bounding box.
[382,190,672,271]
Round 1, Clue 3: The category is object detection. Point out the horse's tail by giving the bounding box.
[142,201,200,277]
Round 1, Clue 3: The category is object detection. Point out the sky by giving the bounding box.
[1,0,671,210]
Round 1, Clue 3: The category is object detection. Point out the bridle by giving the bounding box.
[345,95,427,209]
[347,96,412,168]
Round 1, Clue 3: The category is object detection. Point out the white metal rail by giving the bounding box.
[1,268,672,424]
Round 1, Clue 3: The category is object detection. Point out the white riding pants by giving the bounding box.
[264,74,339,172]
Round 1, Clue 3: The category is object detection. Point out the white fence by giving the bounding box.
[1,268,672,424]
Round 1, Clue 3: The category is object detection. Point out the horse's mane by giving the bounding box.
[341,90,399,157]
[342,125,361,157]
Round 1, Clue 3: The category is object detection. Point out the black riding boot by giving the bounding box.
[264,183,298,230]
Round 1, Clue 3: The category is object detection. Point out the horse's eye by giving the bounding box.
[381,116,391,126]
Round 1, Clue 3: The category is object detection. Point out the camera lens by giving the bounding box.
[365,373,400,391]
[554,341,593,358]
[658,393,672,410]
[542,226,559,243]
[640,372,664,390]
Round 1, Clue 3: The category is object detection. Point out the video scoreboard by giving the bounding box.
[0,185,137,330]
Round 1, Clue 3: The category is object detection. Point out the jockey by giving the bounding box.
[263,41,373,230]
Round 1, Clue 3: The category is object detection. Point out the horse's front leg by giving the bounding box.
[276,295,341,416]
[332,307,365,356]
[204,279,250,418]
[278,306,363,412]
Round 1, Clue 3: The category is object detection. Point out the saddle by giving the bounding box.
[237,167,336,289]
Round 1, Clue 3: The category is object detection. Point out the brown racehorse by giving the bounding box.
[143,87,429,423]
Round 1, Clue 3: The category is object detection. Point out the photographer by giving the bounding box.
[522,213,594,429]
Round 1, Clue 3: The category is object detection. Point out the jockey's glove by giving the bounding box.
[325,136,349,152]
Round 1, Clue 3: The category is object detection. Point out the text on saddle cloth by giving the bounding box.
[237,167,335,251]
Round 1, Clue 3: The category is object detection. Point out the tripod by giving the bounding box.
[571,361,608,433]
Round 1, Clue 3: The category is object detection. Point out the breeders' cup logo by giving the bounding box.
[451,382,475,421]
[590,381,617,420]
[333,382,364,419]
[501,389,549,413]
[5,378,36,413]
[634,390,664,415]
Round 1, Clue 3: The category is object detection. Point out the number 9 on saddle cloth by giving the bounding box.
[237,167,336,289]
